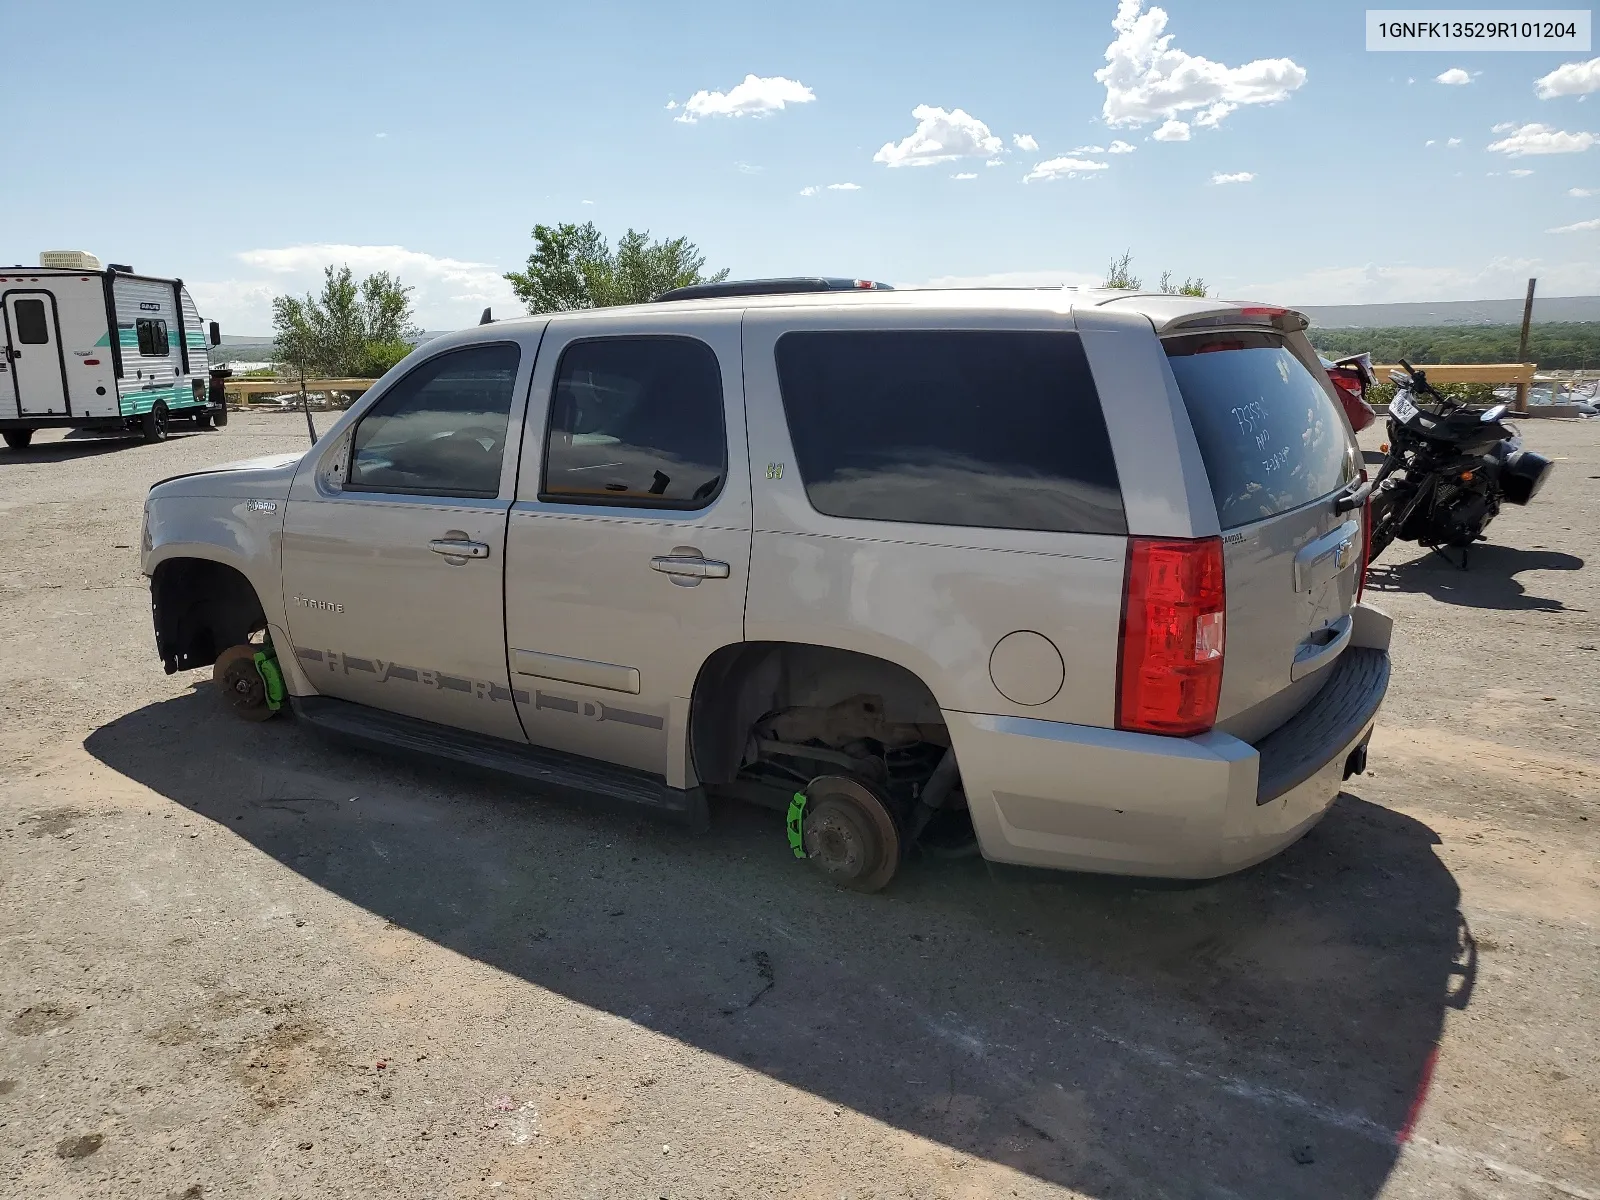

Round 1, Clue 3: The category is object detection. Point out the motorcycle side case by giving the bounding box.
[1500,447,1553,505]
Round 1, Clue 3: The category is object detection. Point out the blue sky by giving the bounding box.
[3,0,1596,332]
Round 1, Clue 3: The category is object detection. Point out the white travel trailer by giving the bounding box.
[1,251,226,449]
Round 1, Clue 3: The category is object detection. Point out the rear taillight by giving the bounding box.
[1327,368,1363,402]
[1116,537,1226,737]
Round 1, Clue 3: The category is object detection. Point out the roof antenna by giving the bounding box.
[479,307,493,325]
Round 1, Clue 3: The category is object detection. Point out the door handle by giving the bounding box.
[1290,614,1353,682]
[649,554,730,579]
[429,537,490,559]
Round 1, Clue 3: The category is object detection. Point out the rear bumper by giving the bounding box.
[947,645,1390,879]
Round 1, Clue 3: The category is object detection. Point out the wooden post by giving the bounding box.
[1515,277,1536,413]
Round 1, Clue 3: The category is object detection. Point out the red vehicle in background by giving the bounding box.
[1321,351,1378,431]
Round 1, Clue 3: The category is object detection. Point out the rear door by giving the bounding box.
[1164,328,1362,741]
[4,292,69,416]
[502,312,750,782]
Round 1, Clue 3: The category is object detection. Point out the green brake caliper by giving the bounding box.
[253,644,286,713]
[786,791,809,859]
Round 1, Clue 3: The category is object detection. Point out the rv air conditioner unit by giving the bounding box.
[39,250,103,271]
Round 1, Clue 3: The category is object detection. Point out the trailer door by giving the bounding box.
[4,292,70,417]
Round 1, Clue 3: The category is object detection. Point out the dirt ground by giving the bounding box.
[1,412,1596,1200]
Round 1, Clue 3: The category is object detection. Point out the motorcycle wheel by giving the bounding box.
[1366,486,1401,560]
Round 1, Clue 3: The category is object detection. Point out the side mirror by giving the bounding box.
[208,321,221,347]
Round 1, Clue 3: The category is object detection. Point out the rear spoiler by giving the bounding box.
[1092,294,1312,335]
[1160,306,1312,335]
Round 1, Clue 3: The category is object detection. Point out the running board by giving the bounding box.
[288,695,708,829]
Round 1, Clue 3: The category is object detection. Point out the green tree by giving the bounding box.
[1154,267,1209,298]
[272,265,421,378]
[1103,250,1140,290]
[504,222,729,313]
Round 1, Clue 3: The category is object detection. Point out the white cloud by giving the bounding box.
[985,158,1005,167]
[665,100,678,110]
[951,172,978,180]
[735,162,763,175]
[1491,121,1516,133]
[375,132,388,139]
[1151,119,1190,141]
[1072,144,1106,153]
[1108,139,1136,154]
[675,74,815,123]
[1447,137,1462,147]
[826,182,861,190]
[1535,57,1600,99]
[1509,168,1534,177]
[1486,123,1597,155]
[1193,101,1236,128]
[1426,139,1436,147]
[799,186,820,197]
[1240,256,1600,305]
[1211,171,1255,184]
[1012,133,1039,151]
[1549,218,1600,232]
[1095,0,1306,130]
[875,105,1003,167]
[1436,68,1471,86]
[192,243,519,335]
[1023,156,1111,183]
[581,198,595,205]
[1571,187,1597,197]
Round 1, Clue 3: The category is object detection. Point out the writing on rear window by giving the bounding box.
[1167,330,1355,529]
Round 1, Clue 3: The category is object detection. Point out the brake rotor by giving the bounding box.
[799,775,901,893]
[212,643,276,722]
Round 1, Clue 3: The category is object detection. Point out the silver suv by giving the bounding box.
[142,281,1391,891]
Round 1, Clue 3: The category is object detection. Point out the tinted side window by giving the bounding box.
[13,298,49,344]
[1165,331,1355,529]
[136,318,169,357]
[774,330,1125,535]
[348,343,520,498]
[542,337,726,509]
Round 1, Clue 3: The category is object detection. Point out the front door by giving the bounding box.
[281,340,529,742]
[503,313,751,783]
[4,292,69,417]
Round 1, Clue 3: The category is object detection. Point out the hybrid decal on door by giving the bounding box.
[292,646,665,729]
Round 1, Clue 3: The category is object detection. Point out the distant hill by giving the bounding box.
[1299,296,1600,329]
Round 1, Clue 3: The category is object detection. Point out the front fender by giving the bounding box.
[142,497,315,695]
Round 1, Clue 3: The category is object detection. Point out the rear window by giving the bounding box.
[774,330,1125,535]
[1165,331,1355,529]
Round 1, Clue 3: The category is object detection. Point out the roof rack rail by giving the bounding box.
[653,277,893,303]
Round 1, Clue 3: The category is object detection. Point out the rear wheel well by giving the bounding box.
[151,558,267,674]
[689,642,972,857]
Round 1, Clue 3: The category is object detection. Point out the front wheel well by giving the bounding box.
[150,558,267,674]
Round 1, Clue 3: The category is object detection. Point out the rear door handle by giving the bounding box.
[429,537,490,559]
[649,554,730,579]
[1290,614,1353,682]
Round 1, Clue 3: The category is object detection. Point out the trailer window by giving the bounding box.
[12,298,50,344]
[136,318,170,357]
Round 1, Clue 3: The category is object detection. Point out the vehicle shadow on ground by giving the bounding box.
[0,432,204,464]
[85,690,1470,1200]
[1368,544,1583,611]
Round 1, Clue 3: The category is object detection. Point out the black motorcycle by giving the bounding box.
[1366,360,1554,566]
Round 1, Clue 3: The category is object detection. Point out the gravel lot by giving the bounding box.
[1,412,1596,1200]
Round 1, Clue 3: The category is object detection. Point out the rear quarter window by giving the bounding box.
[774,329,1126,536]
[1165,331,1355,529]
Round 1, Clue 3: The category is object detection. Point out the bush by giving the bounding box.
[1367,380,1499,407]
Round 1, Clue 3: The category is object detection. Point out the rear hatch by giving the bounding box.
[1164,325,1363,742]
